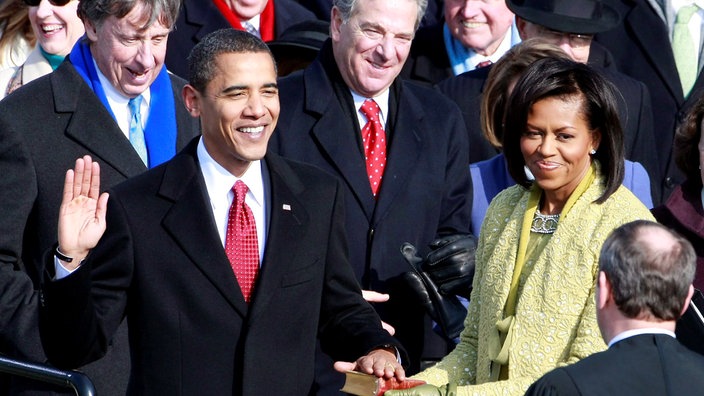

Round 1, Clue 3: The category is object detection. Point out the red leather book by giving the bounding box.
[340,371,427,396]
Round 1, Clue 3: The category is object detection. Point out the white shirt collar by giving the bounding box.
[350,89,390,130]
[93,56,151,137]
[466,26,515,68]
[607,328,676,347]
[196,137,266,260]
[242,15,261,31]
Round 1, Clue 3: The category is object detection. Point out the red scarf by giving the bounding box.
[212,0,275,42]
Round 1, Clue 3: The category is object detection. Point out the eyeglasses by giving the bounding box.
[536,26,593,49]
[23,0,73,7]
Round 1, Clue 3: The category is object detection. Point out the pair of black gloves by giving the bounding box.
[401,234,477,341]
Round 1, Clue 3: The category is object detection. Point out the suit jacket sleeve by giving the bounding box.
[524,368,581,396]
[40,195,133,369]
[0,114,36,275]
[0,114,48,363]
[317,180,406,362]
[437,103,473,237]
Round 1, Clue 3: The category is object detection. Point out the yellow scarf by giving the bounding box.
[490,162,597,380]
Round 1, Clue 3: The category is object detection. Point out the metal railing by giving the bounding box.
[0,355,96,396]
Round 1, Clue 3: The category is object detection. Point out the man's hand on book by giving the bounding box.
[334,348,405,381]
[384,383,456,396]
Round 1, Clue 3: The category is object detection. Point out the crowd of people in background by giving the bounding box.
[0,0,703,395]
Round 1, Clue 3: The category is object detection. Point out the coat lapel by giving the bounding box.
[303,61,376,218]
[372,84,423,225]
[159,146,248,317]
[52,62,147,178]
[248,154,308,321]
[622,1,685,100]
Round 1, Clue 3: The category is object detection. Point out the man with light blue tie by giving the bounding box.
[0,0,199,394]
[595,0,704,201]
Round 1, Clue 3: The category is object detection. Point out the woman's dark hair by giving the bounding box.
[673,94,704,189]
[502,57,625,204]
[481,39,570,149]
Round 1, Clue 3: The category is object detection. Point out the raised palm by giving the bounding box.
[57,156,109,270]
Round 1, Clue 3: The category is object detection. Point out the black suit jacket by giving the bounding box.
[525,334,704,395]
[165,0,316,79]
[271,43,472,374]
[0,60,199,394]
[436,61,662,204]
[594,0,704,200]
[39,141,401,395]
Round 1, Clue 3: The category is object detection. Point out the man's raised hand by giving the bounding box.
[57,156,109,270]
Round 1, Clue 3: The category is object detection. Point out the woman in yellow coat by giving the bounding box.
[388,57,654,395]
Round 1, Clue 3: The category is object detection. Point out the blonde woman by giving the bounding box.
[0,0,83,98]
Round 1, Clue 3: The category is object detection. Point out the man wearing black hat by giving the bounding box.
[436,0,663,204]
[267,20,330,76]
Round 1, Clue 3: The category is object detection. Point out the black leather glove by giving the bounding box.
[401,243,468,340]
[424,234,476,299]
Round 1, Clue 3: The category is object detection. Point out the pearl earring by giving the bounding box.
[589,149,596,155]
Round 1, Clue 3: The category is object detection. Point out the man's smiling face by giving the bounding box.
[85,1,170,98]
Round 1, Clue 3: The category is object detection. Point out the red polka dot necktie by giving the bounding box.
[225,180,259,303]
[360,99,386,197]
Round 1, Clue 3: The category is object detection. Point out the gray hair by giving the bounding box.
[599,220,697,321]
[78,0,181,30]
[187,29,276,93]
[333,0,428,30]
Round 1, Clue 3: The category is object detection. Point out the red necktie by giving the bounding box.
[360,99,387,197]
[225,180,259,303]
[475,60,492,69]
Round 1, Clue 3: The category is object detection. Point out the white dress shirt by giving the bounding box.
[351,89,390,132]
[197,138,268,263]
[94,57,151,137]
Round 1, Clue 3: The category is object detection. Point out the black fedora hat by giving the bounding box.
[507,0,620,34]
[267,20,330,56]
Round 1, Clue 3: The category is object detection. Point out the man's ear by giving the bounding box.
[596,271,612,310]
[680,285,695,318]
[515,17,529,41]
[182,84,200,117]
[84,19,99,42]
[330,7,343,42]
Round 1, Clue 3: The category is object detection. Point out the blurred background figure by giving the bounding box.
[653,93,704,290]
[267,19,328,76]
[0,0,84,98]
[388,57,655,395]
[295,0,443,30]
[165,0,316,79]
[467,39,653,236]
[0,0,35,70]
[527,220,704,396]
[595,0,704,201]
[401,0,519,85]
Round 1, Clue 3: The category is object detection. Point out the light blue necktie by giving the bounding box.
[242,21,260,38]
[128,95,148,166]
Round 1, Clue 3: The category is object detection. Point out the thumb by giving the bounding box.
[333,361,357,373]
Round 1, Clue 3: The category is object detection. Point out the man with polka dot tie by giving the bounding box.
[271,0,475,392]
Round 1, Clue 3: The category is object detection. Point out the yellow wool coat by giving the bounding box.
[415,175,655,395]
